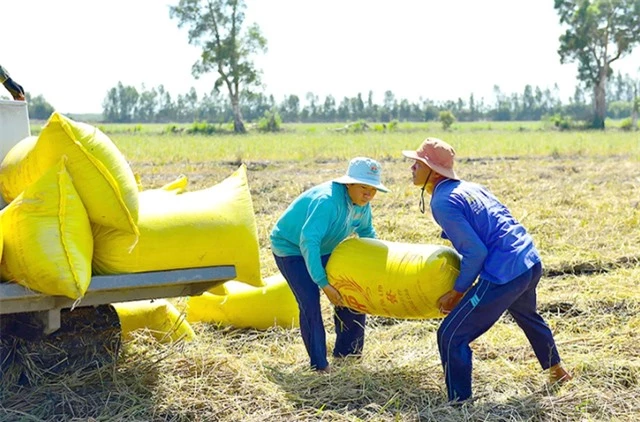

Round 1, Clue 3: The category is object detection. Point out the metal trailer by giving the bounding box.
[0,100,236,377]
[0,266,237,335]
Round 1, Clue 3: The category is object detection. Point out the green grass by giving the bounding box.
[101,126,640,165]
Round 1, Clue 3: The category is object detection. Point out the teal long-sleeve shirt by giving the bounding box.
[270,181,377,288]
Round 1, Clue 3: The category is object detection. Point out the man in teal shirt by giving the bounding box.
[0,65,25,101]
[271,157,389,372]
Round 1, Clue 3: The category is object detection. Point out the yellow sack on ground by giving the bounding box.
[0,112,139,235]
[0,159,93,299]
[185,272,299,330]
[325,238,460,319]
[113,299,195,342]
[92,165,263,287]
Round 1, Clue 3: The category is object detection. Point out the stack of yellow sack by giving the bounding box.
[0,112,264,341]
[0,112,139,299]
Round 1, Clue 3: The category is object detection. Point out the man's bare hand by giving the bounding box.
[322,284,344,307]
[437,289,465,315]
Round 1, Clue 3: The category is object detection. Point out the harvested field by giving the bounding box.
[1,126,639,421]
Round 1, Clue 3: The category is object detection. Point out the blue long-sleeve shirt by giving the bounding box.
[270,181,376,288]
[430,179,540,293]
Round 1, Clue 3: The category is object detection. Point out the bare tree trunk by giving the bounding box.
[230,93,246,133]
[632,96,639,131]
[593,71,607,130]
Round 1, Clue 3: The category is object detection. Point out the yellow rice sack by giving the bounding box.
[0,159,93,299]
[134,175,189,201]
[92,165,263,287]
[135,174,188,195]
[113,299,195,342]
[158,174,188,193]
[0,112,139,235]
[185,272,299,330]
[325,238,460,319]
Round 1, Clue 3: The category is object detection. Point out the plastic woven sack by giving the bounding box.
[326,238,460,319]
[92,165,262,287]
[0,158,92,299]
[113,299,195,343]
[0,112,139,235]
[186,272,299,330]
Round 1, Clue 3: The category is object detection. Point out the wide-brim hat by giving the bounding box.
[402,137,459,180]
[334,157,389,193]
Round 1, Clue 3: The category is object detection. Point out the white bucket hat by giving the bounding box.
[334,157,389,193]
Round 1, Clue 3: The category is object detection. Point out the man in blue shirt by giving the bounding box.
[271,157,389,373]
[402,138,571,402]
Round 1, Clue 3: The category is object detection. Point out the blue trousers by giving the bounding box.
[274,254,366,370]
[437,262,561,401]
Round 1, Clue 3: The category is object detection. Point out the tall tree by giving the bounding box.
[102,82,139,123]
[323,95,336,122]
[27,94,55,120]
[280,94,300,122]
[170,0,267,133]
[304,92,319,121]
[135,86,158,123]
[554,0,640,129]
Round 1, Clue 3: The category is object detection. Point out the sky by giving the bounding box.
[2,0,640,114]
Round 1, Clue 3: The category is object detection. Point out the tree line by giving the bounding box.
[23,0,640,130]
[96,73,639,125]
[160,0,640,131]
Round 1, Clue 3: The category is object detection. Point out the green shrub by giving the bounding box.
[439,110,456,130]
[547,113,574,131]
[620,117,637,131]
[257,110,282,132]
[164,124,182,134]
[187,121,219,135]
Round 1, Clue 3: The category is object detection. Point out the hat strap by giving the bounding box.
[419,169,432,214]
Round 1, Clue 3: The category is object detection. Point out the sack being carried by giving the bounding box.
[326,238,460,319]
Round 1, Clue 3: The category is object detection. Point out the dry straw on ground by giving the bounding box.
[1,135,639,421]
